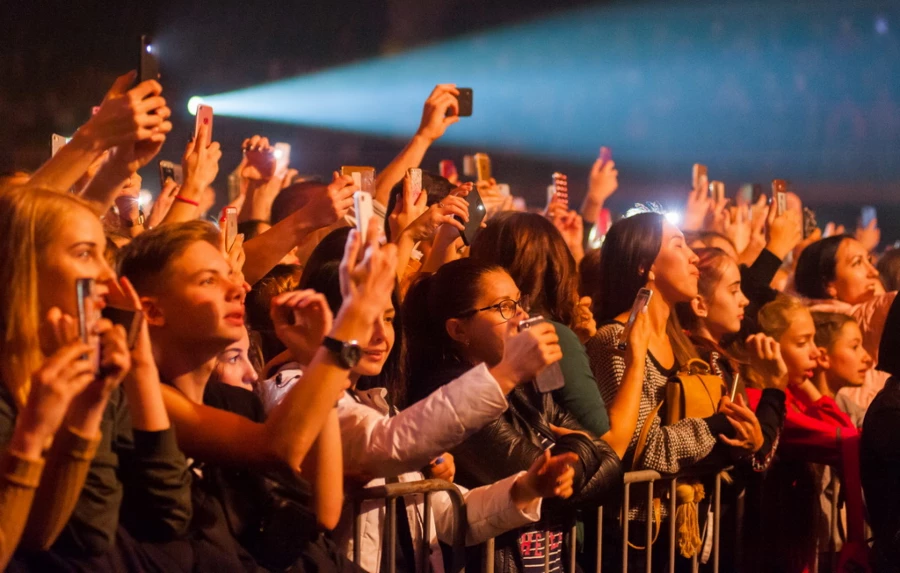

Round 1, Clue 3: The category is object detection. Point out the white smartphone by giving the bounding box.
[617,288,653,351]
[772,180,787,216]
[462,155,476,177]
[51,134,68,157]
[222,206,238,252]
[408,168,423,203]
[710,180,725,203]
[354,191,374,240]
[474,152,492,182]
[518,315,565,393]
[274,142,291,176]
[194,104,214,148]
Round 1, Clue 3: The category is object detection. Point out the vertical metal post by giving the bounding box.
[544,528,551,573]
[569,523,577,573]
[484,538,495,573]
[387,497,398,573]
[669,479,677,573]
[622,483,631,573]
[596,506,604,573]
[423,493,432,573]
[646,480,654,572]
[830,476,840,572]
[714,472,722,573]
[353,500,363,564]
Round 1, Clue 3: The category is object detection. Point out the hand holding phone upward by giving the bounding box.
[518,316,565,393]
[617,288,652,351]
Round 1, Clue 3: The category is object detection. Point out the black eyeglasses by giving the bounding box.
[458,298,527,321]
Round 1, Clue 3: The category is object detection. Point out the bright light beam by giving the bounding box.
[194,1,900,180]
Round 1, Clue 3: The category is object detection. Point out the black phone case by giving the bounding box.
[139,35,159,84]
[456,187,486,246]
[456,88,473,117]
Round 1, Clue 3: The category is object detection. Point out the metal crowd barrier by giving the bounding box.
[349,468,853,573]
[351,478,468,573]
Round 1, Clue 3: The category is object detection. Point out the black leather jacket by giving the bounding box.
[418,363,623,573]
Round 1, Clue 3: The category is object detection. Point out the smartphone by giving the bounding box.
[354,191,374,240]
[222,206,238,252]
[518,316,565,393]
[102,306,143,350]
[729,372,741,402]
[350,172,362,191]
[738,184,754,205]
[802,207,818,239]
[692,164,708,190]
[138,35,159,84]
[600,146,612,164]
[341,166,376,194]
[617,288,653,351]
[274,142,291,177]
[710,180,725,203]
[194,104,214,148]
[551,172,569,208]
[75,278,99,367]
[51,134,68,157]
[408,168,423,204]
[861,205,877,228]
[772,180,788,216]
[157,160,182,187]
[455,88,473,117]
[456,186,487,246]
[439,159,457,181]
[462,155,476,177]
[474,152,491,182]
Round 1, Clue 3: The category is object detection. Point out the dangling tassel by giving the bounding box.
[675,482,705,558]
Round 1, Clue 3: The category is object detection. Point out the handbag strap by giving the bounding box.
[632,400,665,471]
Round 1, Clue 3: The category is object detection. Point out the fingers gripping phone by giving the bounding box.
[692,164,708,190]
[76,278,99,368]
[274,142,291,177]
[617,288,652,351]
[222,206,238,252]
[600,146,612,165]
[456,187,486,246]
[518,316,565,393]
[194,104,214,148]
[158,160,183,186]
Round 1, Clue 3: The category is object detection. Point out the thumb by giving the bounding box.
[766,197,777,226]
[528,449,552,476]
[104,71,136,101]
[415,188,428,210]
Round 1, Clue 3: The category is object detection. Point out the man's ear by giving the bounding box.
[690,296,708,318]
[445,318,468,346]
[141,296,165,328]
[815,346,831,370]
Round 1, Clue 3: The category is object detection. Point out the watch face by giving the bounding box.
[342,343,362,368]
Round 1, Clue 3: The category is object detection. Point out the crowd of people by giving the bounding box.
[1,70,899,573]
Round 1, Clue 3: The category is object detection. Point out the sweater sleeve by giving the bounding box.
[339,363,509,480]
[587,326,719,474]
[739,249,782,308]
[19,426,100,551]
[117,393,192,542]
[0,448,45,571]
[550,322,610,436]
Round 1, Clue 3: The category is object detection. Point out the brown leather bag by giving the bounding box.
[664,358,727,425]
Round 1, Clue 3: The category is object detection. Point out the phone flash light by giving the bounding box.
[146,44,153,54]
[665,211,682,225]
[138,191,152,207]
[273,149,284,159]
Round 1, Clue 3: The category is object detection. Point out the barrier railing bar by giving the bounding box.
[353,499,363,564]
[713,472,722,573]
[646,479,654,572]
[423,492,432,573]
[544,529,551,573]
[569,523,577,573]
[830,476,839,573]
[596,506,603,573]
[669,478,676,573]
[621,482,631,573]
[387,497,397,573]
[484,538,495,573]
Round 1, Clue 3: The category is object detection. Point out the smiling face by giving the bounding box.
[147,240,246,351]
[353,301,396,378]
[819,321,872,389]
[650,222,700,304]
[777,308,821,385]
[829,238,881,304]
[37,206,115,317]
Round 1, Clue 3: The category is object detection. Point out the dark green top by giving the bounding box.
[550,321,610,436]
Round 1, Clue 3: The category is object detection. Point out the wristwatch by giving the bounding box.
[321,336,362,369]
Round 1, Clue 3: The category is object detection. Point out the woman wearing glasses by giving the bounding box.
[404,258,626,573]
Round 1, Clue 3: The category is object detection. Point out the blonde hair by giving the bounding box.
[757,295,810,340]
[0,187,97,408]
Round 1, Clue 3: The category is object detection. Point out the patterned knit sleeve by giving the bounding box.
[586,324,721,475]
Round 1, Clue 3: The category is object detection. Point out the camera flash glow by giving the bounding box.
[187,96,204,115]
[146,44,153,54]
[273,149,284,159]
[665,211,681,225]
[138,191,152,207]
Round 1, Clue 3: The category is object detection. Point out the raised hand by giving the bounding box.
[338,229,399,334]
[551,209,585,263]
[766,198,804,260]
[388,171,430,240]
[745,333,789,389]
[856,217,881,253]
[416,84,461,142]
[623,303,651,368]
[181,122,222,194]
[241,135,277,181]
[722,205,752,256]
[717,394,764,454]
[146,179,179,229]
[683,172,711,232]
[514,449,579,502]
[80,72,173,150]
[270,289,335,365]
[492,320,563,390]
[297,172,355,230]
[394,194,468,244]
[424,453,456,483]
[587,158,619,205]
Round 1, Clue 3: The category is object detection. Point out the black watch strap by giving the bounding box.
[322,336,361,369]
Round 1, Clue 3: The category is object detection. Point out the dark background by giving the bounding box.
[2,0,899,242]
